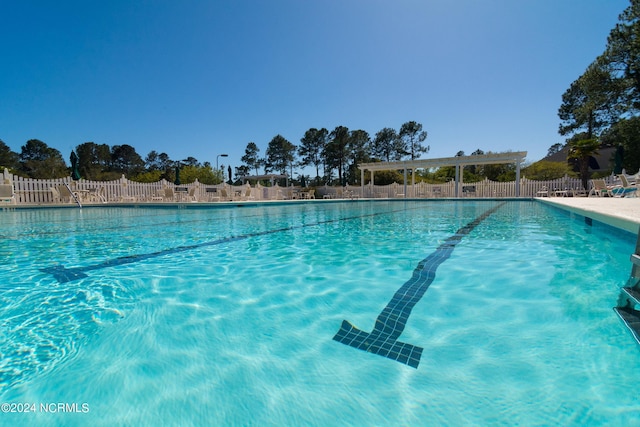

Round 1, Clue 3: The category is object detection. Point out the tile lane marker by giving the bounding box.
[41,206,414,283]
[332,202,506,368]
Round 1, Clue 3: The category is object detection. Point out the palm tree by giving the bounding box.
[567,135,599,190]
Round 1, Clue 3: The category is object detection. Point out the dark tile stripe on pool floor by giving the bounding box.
[333,202,505,368]
[41,207,413,283]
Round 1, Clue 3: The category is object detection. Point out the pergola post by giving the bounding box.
[454,162,460,198]
[371,170,374,197]
[410,167,415,196]
[403,167,407,198]
[515,160,521,197]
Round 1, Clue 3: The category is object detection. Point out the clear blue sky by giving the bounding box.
[0,0,630,174]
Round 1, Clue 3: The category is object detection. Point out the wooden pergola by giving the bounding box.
[358,151,528,198]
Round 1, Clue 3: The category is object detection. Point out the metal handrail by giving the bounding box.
[64,183,82,209]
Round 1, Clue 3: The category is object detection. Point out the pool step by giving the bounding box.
[621,286,640,306]
[614,305,640,345]
[614,230,640,344]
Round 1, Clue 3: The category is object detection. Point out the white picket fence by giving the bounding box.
[317,176,612,199]
[3,171,297,205]
[0,169,620,205]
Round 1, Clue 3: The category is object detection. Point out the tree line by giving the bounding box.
[0,138,220,184]
[557,0,640,188]
[0,116,570,187]
[241,121,428,186]
[0,121,433,186]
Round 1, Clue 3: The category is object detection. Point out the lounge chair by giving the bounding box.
[50,186,61,203]
[301,189,315,199]
[462,185,476,197]
[88,186,107,203]
[163,187,175,202]
[0,183,15,204]
[536,186,549,197]
[612,175,638,197]
[187,187,198,202]
[241,185,254,200]
[572,187,587,197]
[220,188,233,201]
[150,189,165,201]
[588,179,611,197]
[57,185,74,203]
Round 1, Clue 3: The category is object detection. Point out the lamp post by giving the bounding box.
[216,154,228,170]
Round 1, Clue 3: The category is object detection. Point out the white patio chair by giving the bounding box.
[0,184,15,204]
[241,185,254,200]
[187,187,198,202]
[611,175,638,197]
[150,189,164,201]
[536,186,549,197]
[57,185,74,203]
[163,187,175,202]
[87,186,107,203]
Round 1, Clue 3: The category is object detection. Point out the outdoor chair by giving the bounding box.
[571,187,587,197]
[220,188,233,201]
[611,175,638,197]
[536,186,549,197]
[241,185,254,200]
[462,185,476,197]
[0,184,15,204]
[187,187,198,202]
[163,187,175,202]
[50,187,61,203]
[57,185,74,203]
[150,189,164,201]
[88,186,107,203]
[588,179,611,197]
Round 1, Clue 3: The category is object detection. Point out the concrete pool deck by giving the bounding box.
[536,197,640,235]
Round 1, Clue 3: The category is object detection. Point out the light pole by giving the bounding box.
[216,154,228,170]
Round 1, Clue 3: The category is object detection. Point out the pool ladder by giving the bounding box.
[614,229,640,344]
[64,182,82,209]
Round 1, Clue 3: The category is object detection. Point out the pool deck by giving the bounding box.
[536,197,640,235]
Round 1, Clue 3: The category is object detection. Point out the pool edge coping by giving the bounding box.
[536,197,640,235]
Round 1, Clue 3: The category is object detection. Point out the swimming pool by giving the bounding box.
[0,200,638,426]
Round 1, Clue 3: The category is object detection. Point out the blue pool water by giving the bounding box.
[0,200,638,426]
